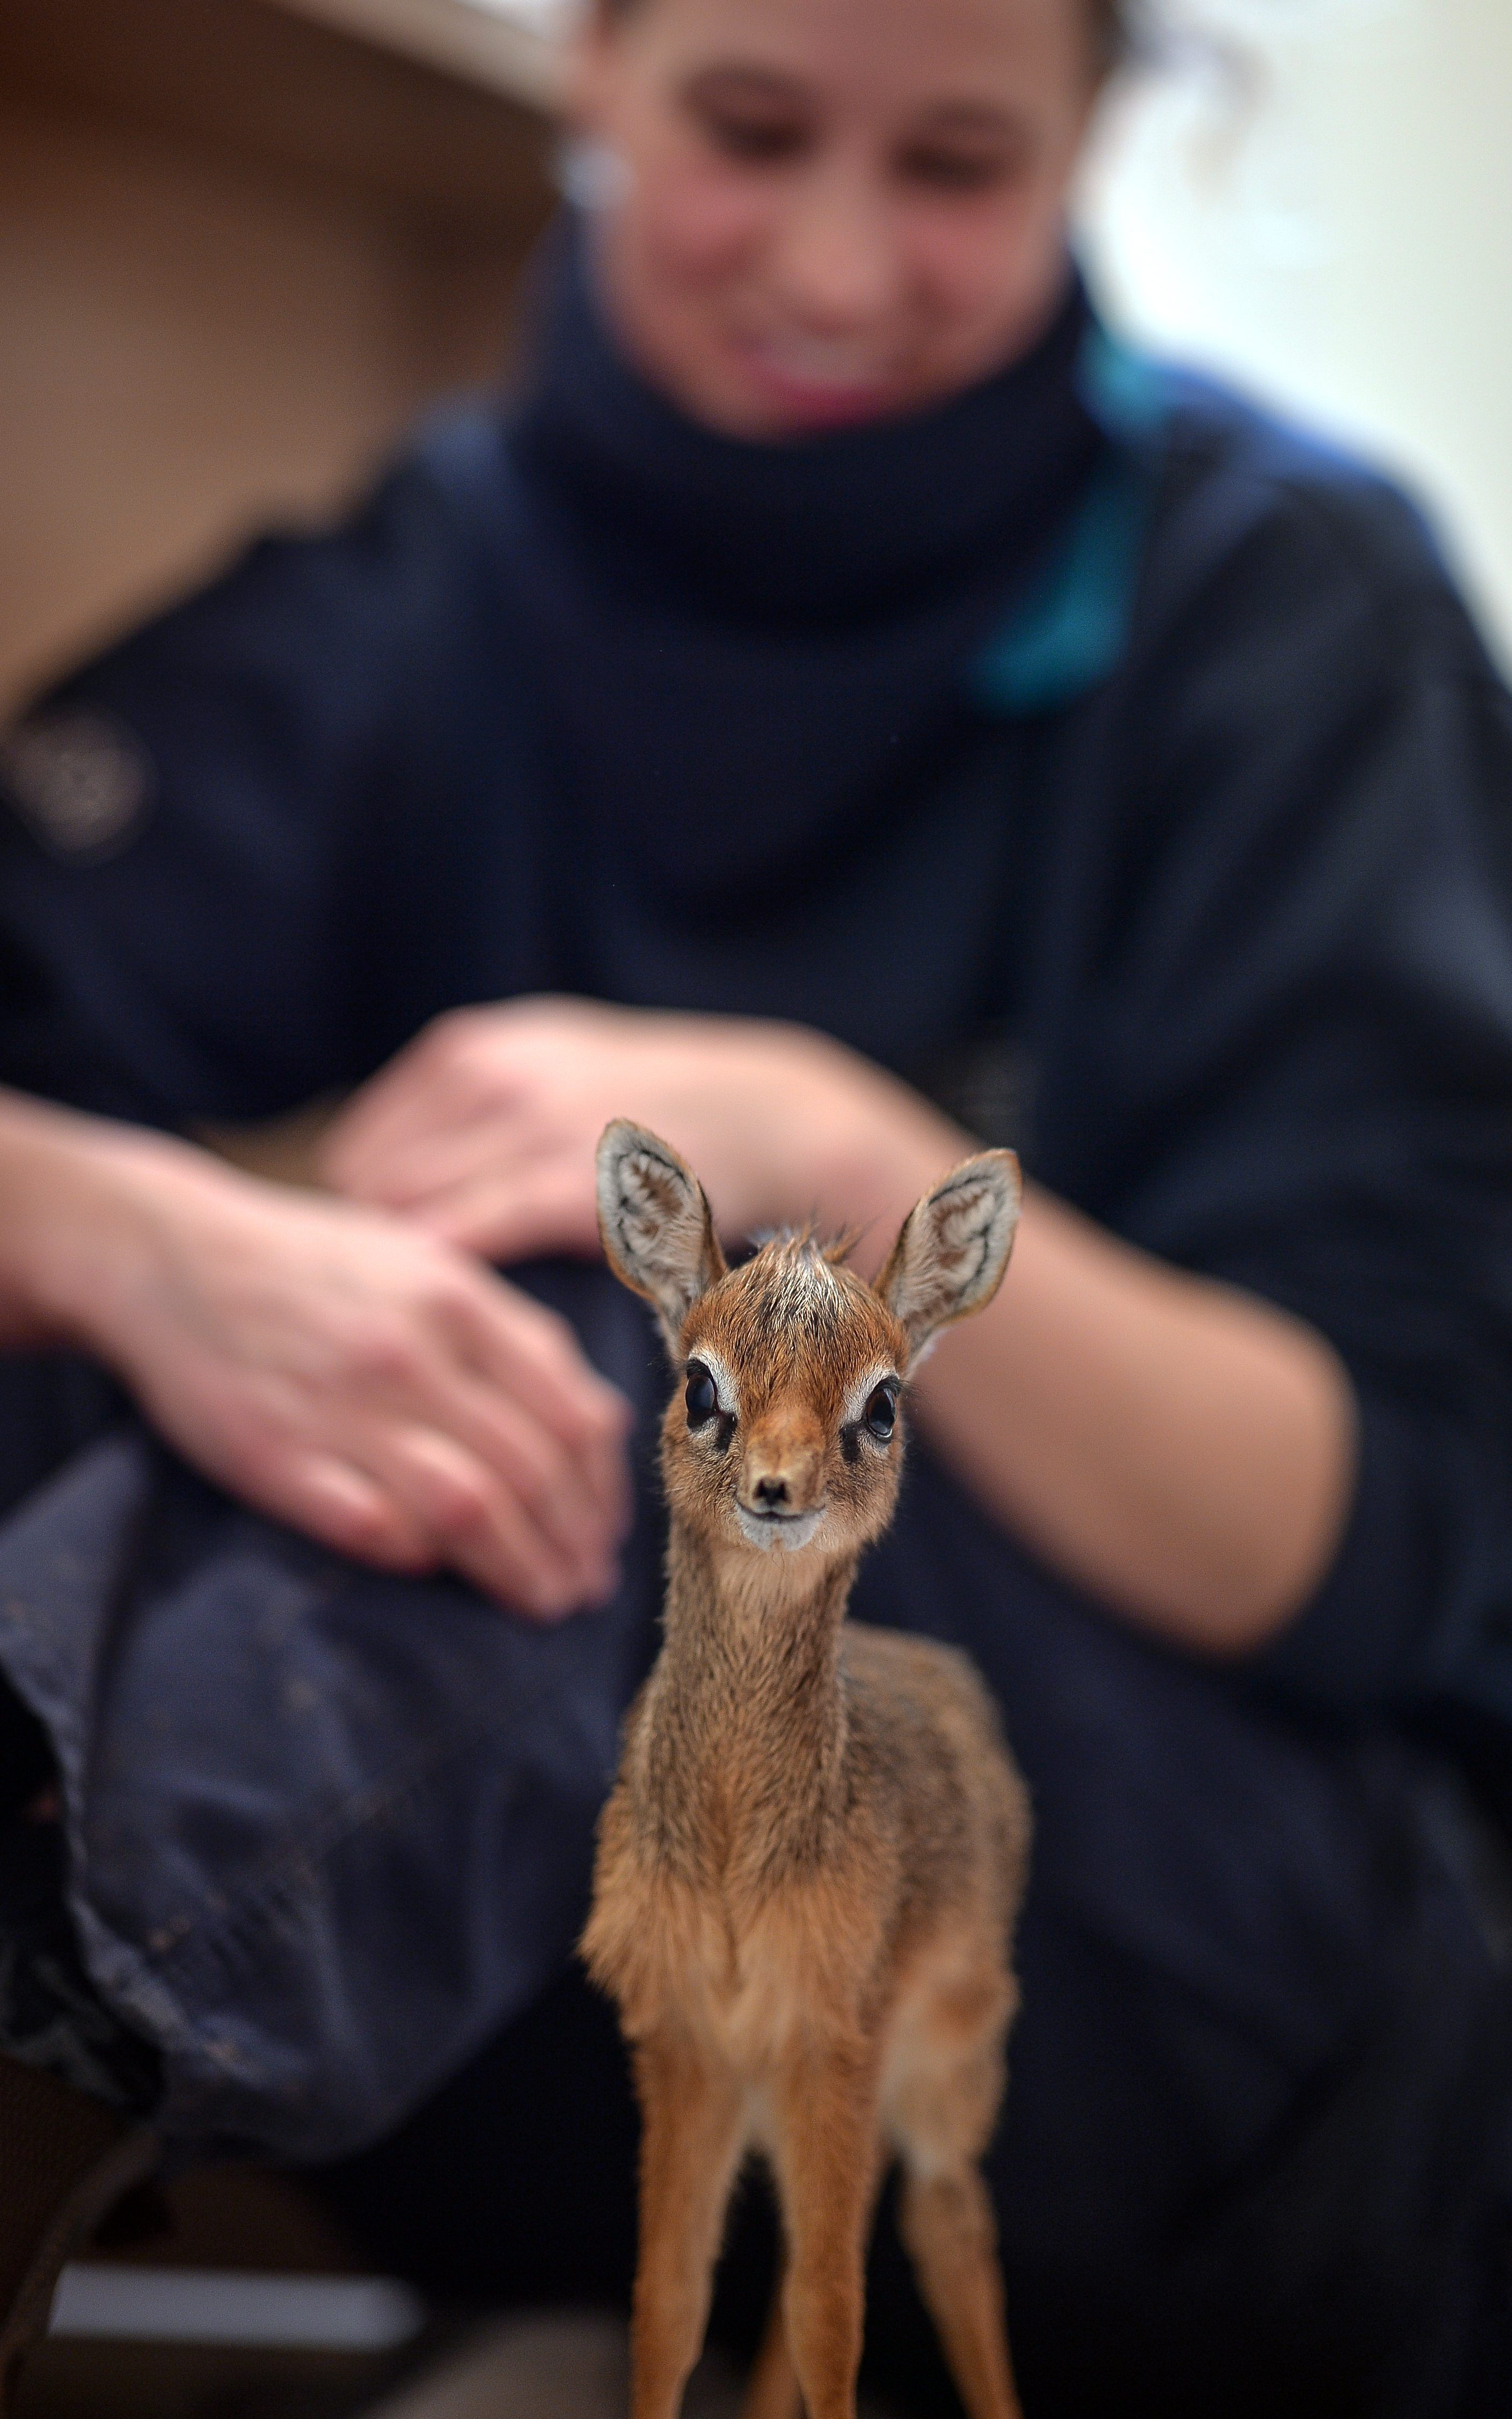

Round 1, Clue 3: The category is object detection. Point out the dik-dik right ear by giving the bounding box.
[596,1120,728,1355]
[876,1150,1021,1362]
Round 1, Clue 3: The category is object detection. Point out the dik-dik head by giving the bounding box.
[596,1121,1020,1560]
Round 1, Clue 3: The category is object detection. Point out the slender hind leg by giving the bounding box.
[739,2255,802,2419]
[897,2162,1021,2419]
[630,2029,748,2419]
[889,1965,1021,2419]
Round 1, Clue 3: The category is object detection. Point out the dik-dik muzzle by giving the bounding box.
[736,1397,829,1541]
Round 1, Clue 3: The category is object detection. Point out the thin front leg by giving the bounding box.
[631,2030,748,2419]
[767,2049,880,2419]
[897,2165,1022,2419]
[740,2131,890,2419]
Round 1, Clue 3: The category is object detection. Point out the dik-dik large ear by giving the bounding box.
[596,1120,728,1354]
[876,1150,1021,1360]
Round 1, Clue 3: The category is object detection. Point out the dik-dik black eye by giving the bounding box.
[864,1383,899,1442]
[685,1361,719,1428]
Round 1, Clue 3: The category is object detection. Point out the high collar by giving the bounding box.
[511,222,1102,631]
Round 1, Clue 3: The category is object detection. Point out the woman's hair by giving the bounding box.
[601,0,1138,77]
[1091,0,1139,73]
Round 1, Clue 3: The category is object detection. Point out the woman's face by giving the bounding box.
[567,0,1101,439]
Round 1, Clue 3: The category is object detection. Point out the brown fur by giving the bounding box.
[583,1125,1031,2419]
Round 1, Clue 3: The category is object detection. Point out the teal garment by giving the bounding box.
[973,325,1167,714]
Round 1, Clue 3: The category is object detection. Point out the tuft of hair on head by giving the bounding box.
[875,1150,1021,1363]
[750,1221,860,1266]
[821,1226,864,1268]
[596,1119,728,1355]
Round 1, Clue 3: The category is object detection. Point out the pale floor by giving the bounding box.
[371,2314,895,2419]
[372,2313,740,2419]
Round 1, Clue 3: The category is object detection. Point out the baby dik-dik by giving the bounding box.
[582,1121,1033,2419]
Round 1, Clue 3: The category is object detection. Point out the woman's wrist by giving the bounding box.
[0,1092,198,1353]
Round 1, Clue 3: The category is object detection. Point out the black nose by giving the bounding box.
[754,1475,790,1508]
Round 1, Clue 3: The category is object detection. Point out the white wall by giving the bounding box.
[1076,0,1512,663]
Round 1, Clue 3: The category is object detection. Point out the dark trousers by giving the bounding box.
[0,1266,1508,2416]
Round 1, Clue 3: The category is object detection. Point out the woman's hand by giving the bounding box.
[321,996,961,1265]
[3,1096,630,1618]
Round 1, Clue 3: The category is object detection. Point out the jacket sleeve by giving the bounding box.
[1038,428,1512,1736]
[0,453,468,1128]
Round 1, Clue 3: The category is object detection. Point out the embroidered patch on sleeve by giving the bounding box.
[0,708,155,861]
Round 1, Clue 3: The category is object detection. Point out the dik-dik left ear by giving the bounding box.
[876,1150,1021,1360]
[596,1120,728,1355]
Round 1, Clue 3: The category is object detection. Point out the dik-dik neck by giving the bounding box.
[638,1521,858,1880]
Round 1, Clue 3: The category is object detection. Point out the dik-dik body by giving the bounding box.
[582,1122,1032,2419]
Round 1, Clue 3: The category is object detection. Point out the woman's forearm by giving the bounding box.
[907,1179,1356,1655]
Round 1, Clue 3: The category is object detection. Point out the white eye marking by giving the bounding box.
[843,1365,902,1428]
[691,1348,739,1420]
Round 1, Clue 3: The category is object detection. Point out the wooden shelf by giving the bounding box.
[0,0,559,705]
[268,0,567,113]
[0,0,557,226]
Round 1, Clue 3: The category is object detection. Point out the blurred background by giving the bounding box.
[1077,0,1512,665]
[1,0,1509,721]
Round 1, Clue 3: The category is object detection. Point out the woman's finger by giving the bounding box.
[353,1420,607,1619]
[290,1299,624,1588]
[406,1268,632,1506]
[417,1164,602,1265]
[493,1383,622,1582]
[226,1441,439,1576]
[442,1273,634,1540]
[428,1363,623,1590]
